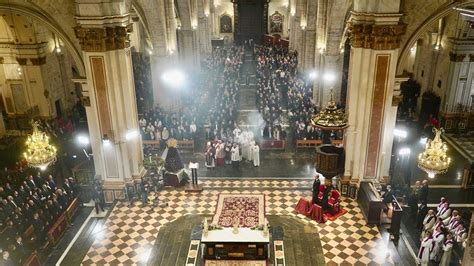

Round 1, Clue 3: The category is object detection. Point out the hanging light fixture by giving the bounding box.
[24,122,57,170]
[417,128,451,178]
[311,89,348,130]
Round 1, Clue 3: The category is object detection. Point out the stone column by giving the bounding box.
[75,1,144,202]
[343,1,406,184]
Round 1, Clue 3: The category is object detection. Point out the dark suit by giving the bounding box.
[312,179,321,204]
[418,185,428,204]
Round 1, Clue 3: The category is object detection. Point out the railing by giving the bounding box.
[142,140,195,151]
[295,140,322,150]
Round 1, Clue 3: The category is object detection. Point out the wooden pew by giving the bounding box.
[142,139,195,152]
[295,139,322,150]
[261,140,286,150]
[177,140,194,152]
[65,198,79,224]
[47,213,69,246]
[23,225,34,240]
[22,250,41,266]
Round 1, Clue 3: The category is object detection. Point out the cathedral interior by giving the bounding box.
[0,0,473,265]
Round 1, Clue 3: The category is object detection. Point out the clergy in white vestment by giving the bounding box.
[418,232,434,266]
[421,209,436,240]
[440,234,453,266]
[430,226,445,261]
[252,143,260,167]
[231,144,240,168]
[248,140,254,161]
[437,202,451,222]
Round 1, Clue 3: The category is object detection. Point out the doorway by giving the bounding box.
[55,99,62,119]
[234,0,266,45]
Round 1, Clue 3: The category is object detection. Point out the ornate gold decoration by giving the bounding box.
[24,122,57,170]
[347,22,406,50]
[311,89,348,129]
[417,128,451,178]
[74,24,133,52]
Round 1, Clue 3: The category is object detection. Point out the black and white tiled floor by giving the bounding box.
[82,179,391,265]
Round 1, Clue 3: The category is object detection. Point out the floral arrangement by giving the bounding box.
[208,224,223,231]
[250,224,271,231]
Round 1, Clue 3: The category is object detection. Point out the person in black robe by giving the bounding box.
[312,174,321,204]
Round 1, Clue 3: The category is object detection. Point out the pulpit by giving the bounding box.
[315,144,344,176]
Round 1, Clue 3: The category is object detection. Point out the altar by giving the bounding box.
[201,228,269,261]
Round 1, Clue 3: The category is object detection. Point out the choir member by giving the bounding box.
[417,231,433,266]
[252,143,260,167]
[430,226,445,262]
[440,234,453,266]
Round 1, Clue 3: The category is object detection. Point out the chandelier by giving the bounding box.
[24,122,57,170]
[417,128,451,178]
[311,89,348,129]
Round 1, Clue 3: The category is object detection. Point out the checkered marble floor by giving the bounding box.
[82,179,391,265]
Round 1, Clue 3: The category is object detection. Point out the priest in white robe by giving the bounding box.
[440,234,453,266]
[231,144,240,168]
[418,232,434,266]
[252,143,260,167]
[431,226,445,261]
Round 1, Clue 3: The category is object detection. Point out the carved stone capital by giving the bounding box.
[16,58,28,65]
[74,24,133,52]
[347,22,406,50]
[30,57,46,65]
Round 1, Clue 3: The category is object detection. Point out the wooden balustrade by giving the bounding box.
[295,140,322,150]
[65,197,79,223]
[142,140,194,151]
[47,213,69,246]
[22,250,40,266]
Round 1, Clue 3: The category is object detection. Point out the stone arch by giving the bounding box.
[131,0,153,48]
[397,1,474,75]
[0,2,85,76]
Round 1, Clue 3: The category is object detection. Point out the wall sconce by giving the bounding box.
[319,47,325,54]
[291,9,296,16]
[17,67,22,76]
[410,46,416,53]
[102,134,111,146]
[434,44,440,50]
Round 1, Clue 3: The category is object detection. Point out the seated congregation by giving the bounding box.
[0,172,80,265]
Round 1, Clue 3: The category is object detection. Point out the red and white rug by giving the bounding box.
[212,193,265,227]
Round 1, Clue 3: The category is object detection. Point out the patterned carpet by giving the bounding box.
[212,193,265,227]
[81,179,392,265]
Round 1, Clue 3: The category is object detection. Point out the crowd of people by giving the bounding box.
[255,45,297,140]
[0,173,79,264]
[413,181,467,265]
[140,106,198,142]
[140,46,244,144]
[207,46,244,140]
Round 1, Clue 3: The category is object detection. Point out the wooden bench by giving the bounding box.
[177,140,194,152]
[261,140,286,150]
[142,140,160,146]
[142,140,195,151]
[296,140,322,150]
[47,213,69,246]
[23,225,34,240]
[65,198,79,223]
[22,250,40,266]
